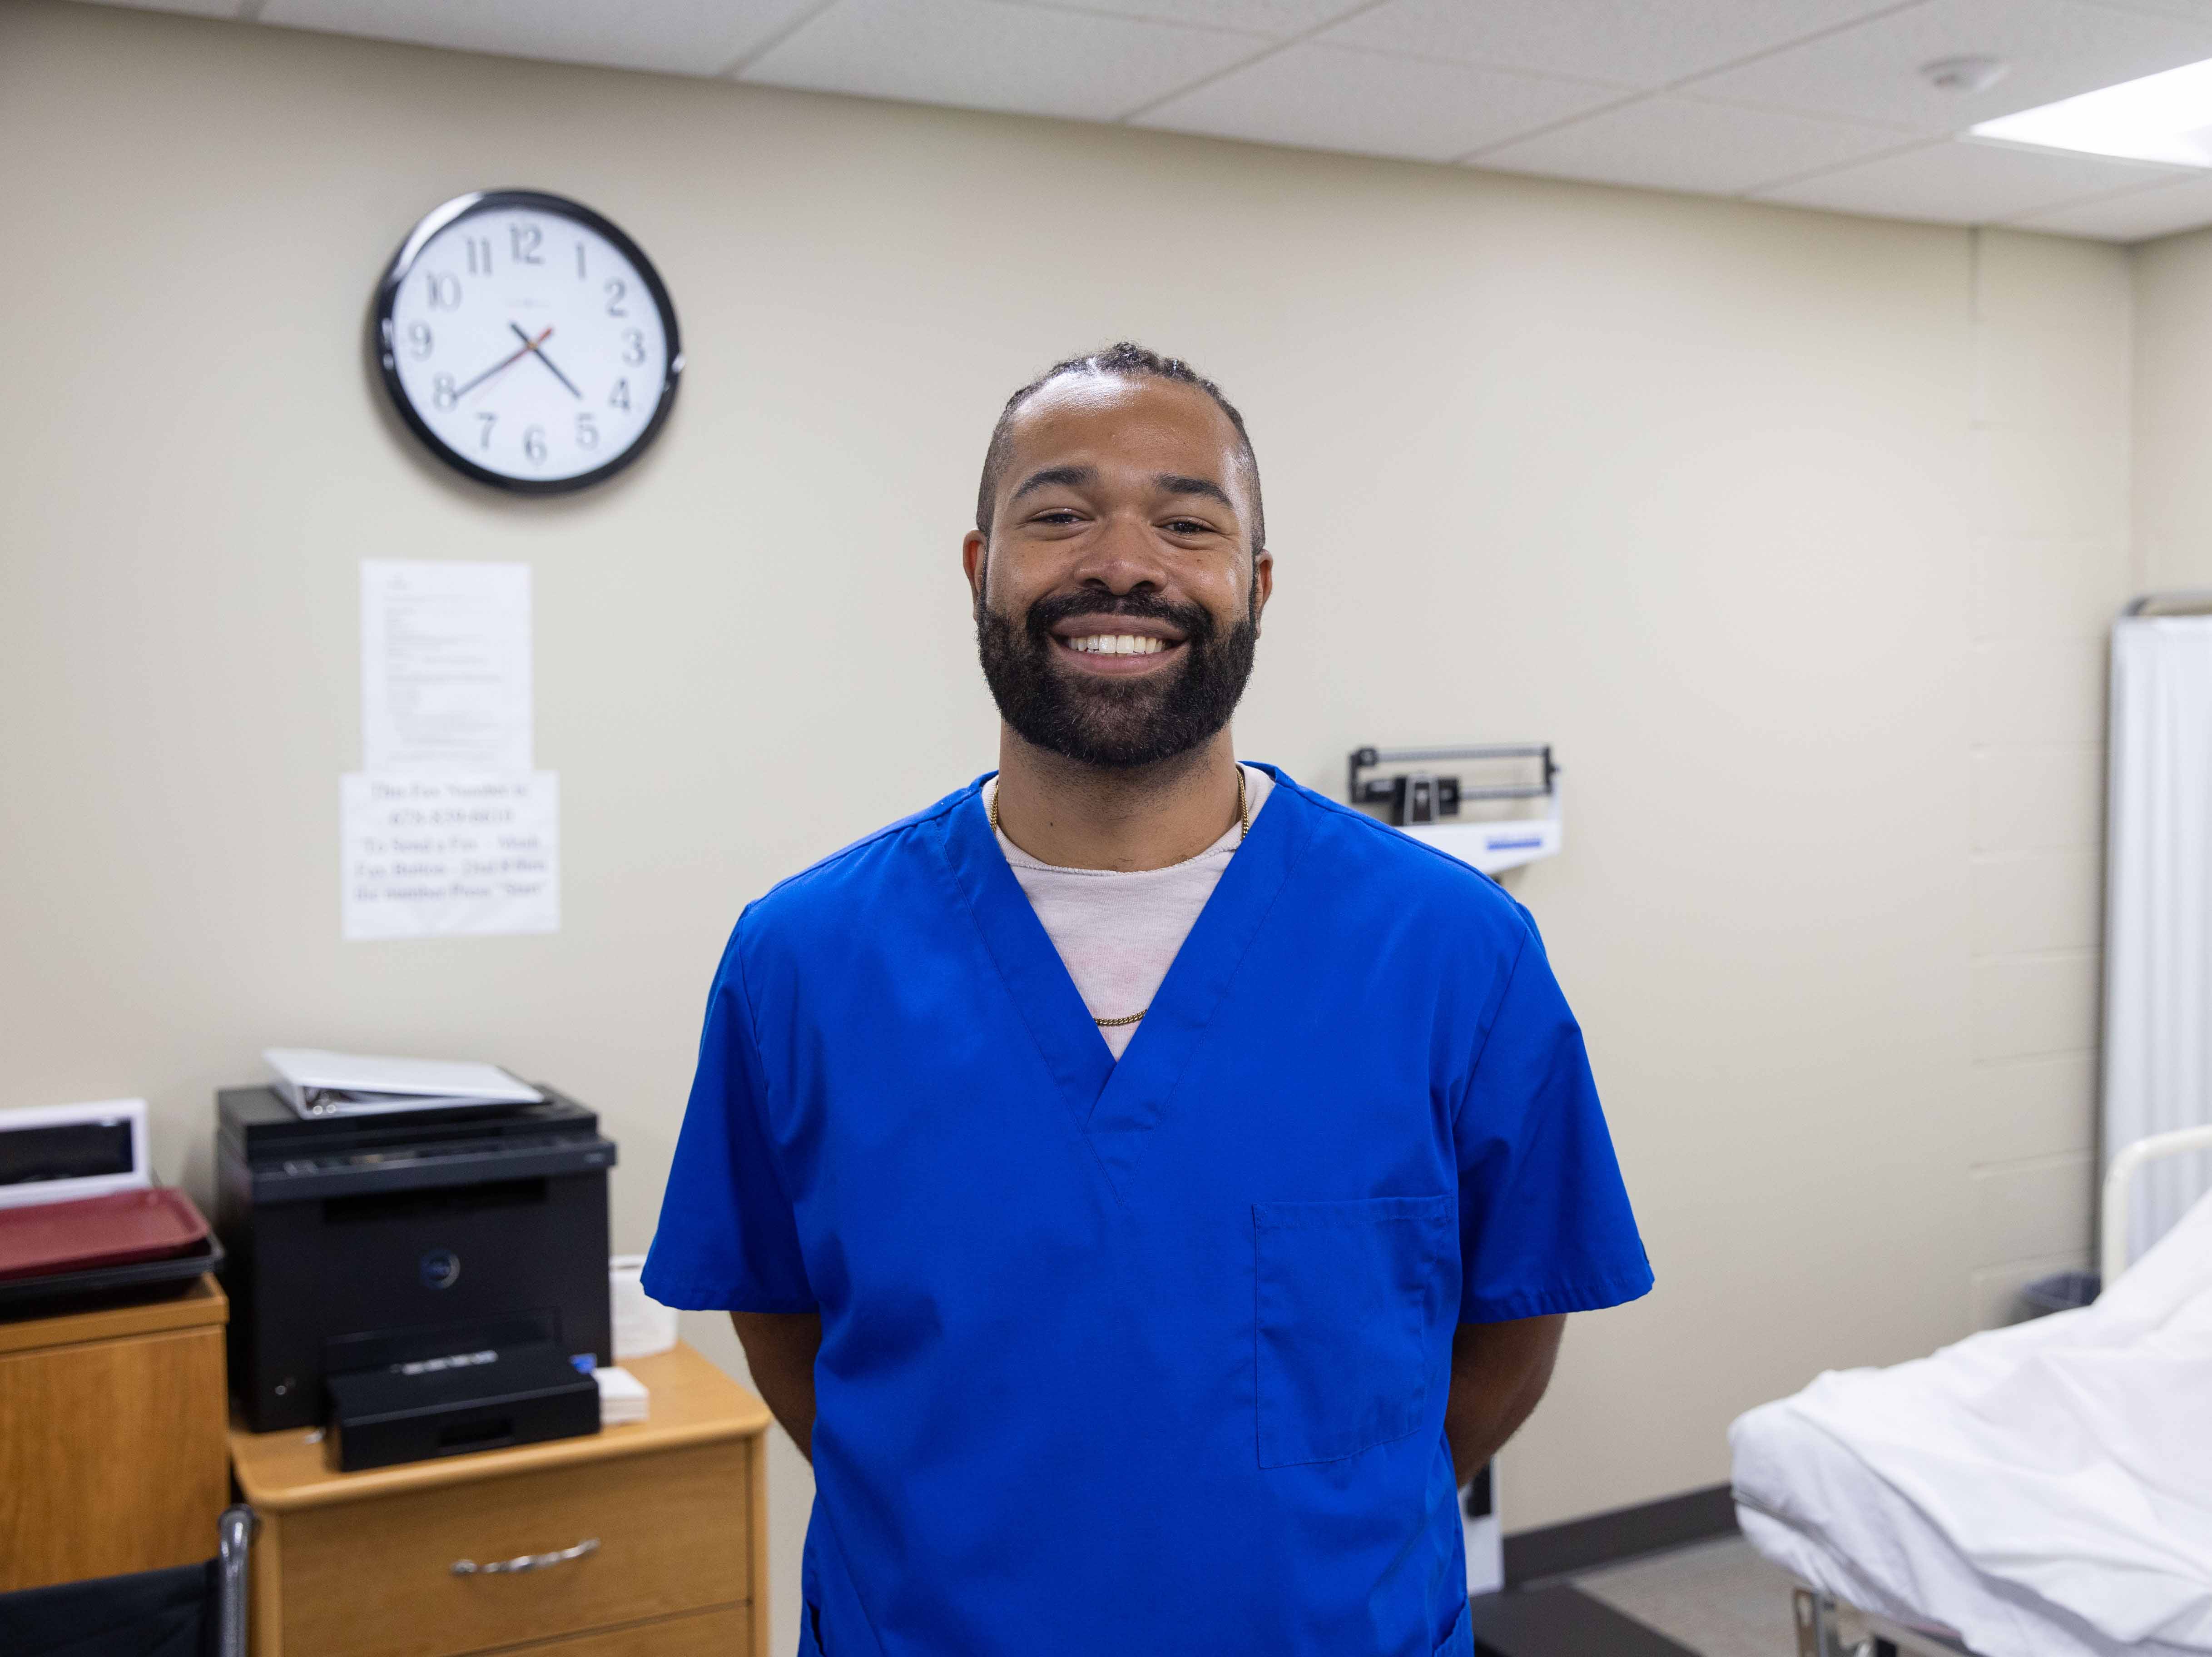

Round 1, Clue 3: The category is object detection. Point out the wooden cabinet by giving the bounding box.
[0,1275,231,1593]
[231,1343,772,1657]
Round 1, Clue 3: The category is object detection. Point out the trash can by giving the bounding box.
[2019,1270,2100,1318]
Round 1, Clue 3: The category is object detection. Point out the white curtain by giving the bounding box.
[2104,615,2212,1270]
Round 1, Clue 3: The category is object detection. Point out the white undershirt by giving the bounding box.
[988,765,1275,1059]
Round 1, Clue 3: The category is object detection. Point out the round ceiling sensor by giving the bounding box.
[1920,54,2009,93]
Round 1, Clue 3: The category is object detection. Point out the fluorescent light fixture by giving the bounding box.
[1972,57,2212,168]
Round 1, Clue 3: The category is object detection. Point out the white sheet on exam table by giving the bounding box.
[1731,1186,2212,1656]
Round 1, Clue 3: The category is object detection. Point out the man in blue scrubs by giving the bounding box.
[644,344,1652,1656]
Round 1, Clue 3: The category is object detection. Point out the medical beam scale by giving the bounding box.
[1347,745,1562,875]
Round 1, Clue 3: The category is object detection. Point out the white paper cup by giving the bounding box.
[610,1253,678,1360]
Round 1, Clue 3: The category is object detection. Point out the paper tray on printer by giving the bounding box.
[218,1085,614,1202]
[327,1341,600,1471]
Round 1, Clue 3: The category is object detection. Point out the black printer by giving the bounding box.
[216,1085,616,1449]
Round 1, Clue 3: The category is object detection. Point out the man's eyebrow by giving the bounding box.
[1009,464,1096,502]
[1155,474,1235,511]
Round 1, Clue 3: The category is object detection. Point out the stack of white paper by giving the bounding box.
[263,1049,543,1119]
[611,1255,679,1360]
[594,1366,649,1427]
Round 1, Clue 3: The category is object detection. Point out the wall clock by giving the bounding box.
[373,190,681,494]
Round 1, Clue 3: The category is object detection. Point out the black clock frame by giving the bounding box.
[372,189,683,496]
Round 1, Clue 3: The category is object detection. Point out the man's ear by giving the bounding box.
[1249,546,1275,629]
[962,530,988,615]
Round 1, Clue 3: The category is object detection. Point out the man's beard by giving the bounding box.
[975,581,1258,769]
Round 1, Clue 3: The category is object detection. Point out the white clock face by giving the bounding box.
[379,194,678,491]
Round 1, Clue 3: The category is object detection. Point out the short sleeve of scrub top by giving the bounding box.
[644,916,816,1314]
[1453,913,1650,1325]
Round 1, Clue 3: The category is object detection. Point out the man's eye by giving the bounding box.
[1164,519,1211,535]
[1034,510,1082,525]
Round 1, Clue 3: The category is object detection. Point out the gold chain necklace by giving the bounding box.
[991,767,1250,1029]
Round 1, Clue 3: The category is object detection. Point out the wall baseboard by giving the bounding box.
[1502,1484,1739,1585]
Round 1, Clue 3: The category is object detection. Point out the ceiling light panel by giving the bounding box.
[1134,41,1624,162]
[741,0,1270,123]
[1753,132,2184,221]
[1317,0,1908,92]
[257,0,825,75]
[1687,0,2212,132]
[1472,95,1911,197]
[1972,54,2212,164]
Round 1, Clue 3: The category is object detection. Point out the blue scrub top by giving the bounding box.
[644,767,1651,1657]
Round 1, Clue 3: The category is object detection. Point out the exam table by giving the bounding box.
[1729,1127,2212,1657]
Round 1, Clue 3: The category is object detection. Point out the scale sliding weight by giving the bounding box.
[1347,744,1562,876]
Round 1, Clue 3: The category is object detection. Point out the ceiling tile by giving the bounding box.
[75,0,245,17]
[1134,40,1623,162]
[1471,94,1911,197]
[253,0,825,75]
[2077,0,2212,20]
[2009,169,2212,237]
[1686,0,2212,133]
[992,0,1376,35]
[1753,134,2186,223]
[741,0,1269,120]
[1319,0,1905,90]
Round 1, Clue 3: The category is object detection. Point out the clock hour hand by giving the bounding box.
[510,322,583,400]
[451,326,554,400]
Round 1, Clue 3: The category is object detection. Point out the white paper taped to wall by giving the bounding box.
[340,773,558,940]
[361,560,532,774]
[350,559,554,940]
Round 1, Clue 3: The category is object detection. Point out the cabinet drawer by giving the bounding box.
[515,1602,753,1656]
[274,1440,751,1657]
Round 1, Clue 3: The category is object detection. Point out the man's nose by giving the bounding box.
[1077,509,1168,593]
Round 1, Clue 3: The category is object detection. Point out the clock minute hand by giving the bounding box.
[510,322,583,400]
[451,327,554,400]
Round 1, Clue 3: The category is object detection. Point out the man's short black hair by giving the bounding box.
[975,342,1265,556]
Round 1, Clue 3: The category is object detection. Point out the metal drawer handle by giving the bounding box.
[451,1537,600,1576]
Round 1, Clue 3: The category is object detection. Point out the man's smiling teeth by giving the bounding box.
[1069,634,1167,656]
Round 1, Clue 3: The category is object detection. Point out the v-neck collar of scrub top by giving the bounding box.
[936,762,1313,1199]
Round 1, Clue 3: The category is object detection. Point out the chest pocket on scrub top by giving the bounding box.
[1252,1194,1454,1468]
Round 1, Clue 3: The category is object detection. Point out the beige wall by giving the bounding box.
[1963,231,2134,1326]
[0,1,2135,1637]
[2135,226,2212,591]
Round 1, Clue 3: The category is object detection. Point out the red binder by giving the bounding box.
[0,1188,210,1281]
